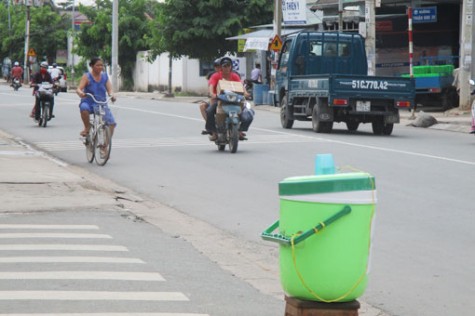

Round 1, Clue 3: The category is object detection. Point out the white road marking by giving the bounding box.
[0,257,144,263]
[0,291,188,301]
[0,233,111,239]
[35,134,316,152]
[0,225,99,230]
[0,313,209,316]
[0,271,164,281]
[0,244,128,251]
[254,126,475,166]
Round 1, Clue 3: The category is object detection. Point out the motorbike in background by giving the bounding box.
[52,77,61,96]
[470,79,475,134]
[243,79,254,100]
[11,77,21,91]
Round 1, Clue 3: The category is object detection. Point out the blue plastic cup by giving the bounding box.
[315,154,335,175]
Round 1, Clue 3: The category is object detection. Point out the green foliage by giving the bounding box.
[0,0,273,89]
[0,3,68,64]
[149,0,273,61]
[75,0,158,89]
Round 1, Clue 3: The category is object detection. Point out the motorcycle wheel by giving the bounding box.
[228,124,239,153]
[42,103,50,128]
[37,101,43,127]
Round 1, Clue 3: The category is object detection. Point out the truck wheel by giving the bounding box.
[280,95,294,129]
[346,121,359,132]
[312,102,333,133]
[372,119,393,135]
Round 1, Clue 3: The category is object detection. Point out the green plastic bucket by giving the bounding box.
[269,172,376,302]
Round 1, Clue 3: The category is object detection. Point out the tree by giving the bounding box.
[29,5,69,62]
[149,0,273,61]
[0,2,69,64]
[75,0,158,90]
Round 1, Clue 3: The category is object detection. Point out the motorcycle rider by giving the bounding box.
[10,62,23,87]
[30,61,55,121]
[48,63,61,81]
[206,57,254,141]
[199,58,221,134]
[48,63,62,95]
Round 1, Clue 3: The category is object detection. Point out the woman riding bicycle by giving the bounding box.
[76,57,117,137]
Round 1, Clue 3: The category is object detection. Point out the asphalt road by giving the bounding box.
[1,84,474,316]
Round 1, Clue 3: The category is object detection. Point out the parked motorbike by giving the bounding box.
[243,79,254,100]
[11,77,21,91]
[213,90,249,153]
[35,82,54,127]
[52,77,61,96]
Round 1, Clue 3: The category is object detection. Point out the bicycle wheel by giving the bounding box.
[42,102,50,128]
[85,126,95,163]
[94,125,112,166]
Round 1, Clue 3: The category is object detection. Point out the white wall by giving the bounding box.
[133,51,248,95]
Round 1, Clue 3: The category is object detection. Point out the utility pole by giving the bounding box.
[111,0,119,92]
[364,0,376,76]
[460,0,474,111]
[338,0,343,32]
[274,0,282,38]
[23,0,31,84]
[71,0,75,89]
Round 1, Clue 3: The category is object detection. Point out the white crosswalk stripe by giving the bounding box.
[0,271,165,281]
[0,291,188,301]
[0,244,128,251]
[0,256,144,263]
[0,224,209,315]
[0,233,111,239]
[0,313,209,316]
[0,225,99,230]
[34,134,316,152]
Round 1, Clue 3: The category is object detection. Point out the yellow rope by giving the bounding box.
[290,171,376,303]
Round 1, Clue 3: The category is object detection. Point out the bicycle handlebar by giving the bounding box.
[85,93,113,104]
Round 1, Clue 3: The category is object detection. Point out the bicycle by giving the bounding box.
[35,82,54,128]
[82,93,114,166]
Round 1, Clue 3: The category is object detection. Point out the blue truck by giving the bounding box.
[274,31,415,135]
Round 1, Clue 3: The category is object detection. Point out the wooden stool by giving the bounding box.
[285,296,360,316]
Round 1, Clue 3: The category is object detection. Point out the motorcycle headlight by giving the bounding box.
[225,93,238,102]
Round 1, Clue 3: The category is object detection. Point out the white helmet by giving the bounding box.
[40,61,48,68]
[14,61,19,66]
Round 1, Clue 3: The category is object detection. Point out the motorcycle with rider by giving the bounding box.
[205,57,255,153]
[30,61,55,126]
[10,61,23,91]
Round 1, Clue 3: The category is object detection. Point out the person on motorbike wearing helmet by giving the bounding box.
[30,61,55,120]
[199,58,222,134]
[205,57,254,141]
[48,63,61,81]
[11,62,23,86]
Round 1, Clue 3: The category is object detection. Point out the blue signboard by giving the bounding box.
[412,7,437,24]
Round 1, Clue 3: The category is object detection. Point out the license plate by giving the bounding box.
[356,101,371,112]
